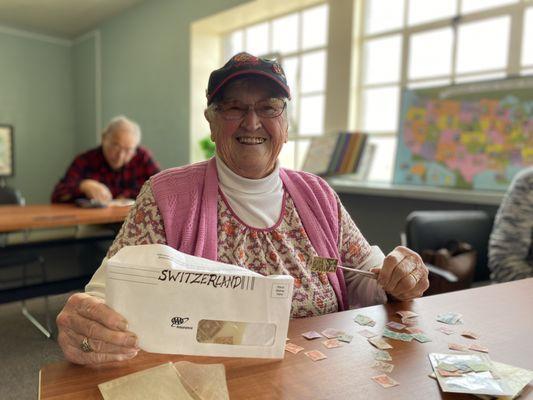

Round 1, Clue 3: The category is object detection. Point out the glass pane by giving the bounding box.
[299,95,325,135]
[301,50,327,93]
[302,4,329,50]
[456,16,510,74]
[521,68,533,76]
[287,96,299,134]
[366,136,397,182]
[279,140,295,169]
[461,0,517,14]
[365,0,405,35]
[407,79,451,89]
[282,56,298,93]
[363,35,402,85]
[408,0,456,26]
[522,7,533,67]
[245,22,269,55]
[282,56,298,132]
[454,72,506,83]
[287,97,298,135]
[225,30,243,59]
[361,86,400,132]
[272,13,299,55]
[296,139,311,170]
[409,28,453,79]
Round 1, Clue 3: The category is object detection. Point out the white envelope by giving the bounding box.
[106,244,293,359]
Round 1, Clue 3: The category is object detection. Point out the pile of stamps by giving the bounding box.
[284,310,533,395]
[284,310,426,389]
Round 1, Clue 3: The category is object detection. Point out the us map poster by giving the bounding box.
[393,77,533,191]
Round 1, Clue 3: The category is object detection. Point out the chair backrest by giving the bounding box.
[405,210,494,282]
[0,186,24,205]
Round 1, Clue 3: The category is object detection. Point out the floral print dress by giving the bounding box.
[107,182,373,318]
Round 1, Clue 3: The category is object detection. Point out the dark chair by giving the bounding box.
[0,185,52,337]
[405,210,494,294]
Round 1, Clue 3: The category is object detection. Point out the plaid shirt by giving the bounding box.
[51,146,160,203]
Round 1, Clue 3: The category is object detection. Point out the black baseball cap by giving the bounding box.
[206,52,291,105]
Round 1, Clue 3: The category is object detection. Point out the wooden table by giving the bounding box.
[0,204,130,233]
[39,278,533,400]
[0,203,130,306]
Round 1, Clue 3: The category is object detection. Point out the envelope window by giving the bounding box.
[196,320,276,346]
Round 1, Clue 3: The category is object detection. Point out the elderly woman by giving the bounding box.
[57,52,429,365]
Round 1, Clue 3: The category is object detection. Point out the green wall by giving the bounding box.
[0,0,249,203]
[72,35,98,154]
[0,31,74,203]
[95,0,248,169]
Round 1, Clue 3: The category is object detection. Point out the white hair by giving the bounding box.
[101,115,141,141]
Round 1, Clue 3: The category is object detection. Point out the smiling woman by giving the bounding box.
[55,52,429,366]
[206,76,289,180]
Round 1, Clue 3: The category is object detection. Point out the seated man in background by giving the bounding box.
[488,166,533,282]
[51,115,160,204]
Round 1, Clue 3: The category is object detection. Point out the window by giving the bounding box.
[456,17,510,74]
[357,0,532,182]
[223,4,329,170]
[523,6,533,68]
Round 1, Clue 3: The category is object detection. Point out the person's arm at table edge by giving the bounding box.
[489,169,533,282]
[51,156,88,203]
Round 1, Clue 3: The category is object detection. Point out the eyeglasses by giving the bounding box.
[212,98,287,120]
[109,142,137,156]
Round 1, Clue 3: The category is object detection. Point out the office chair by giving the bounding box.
[0,185,52,337]
[404,210,493,295]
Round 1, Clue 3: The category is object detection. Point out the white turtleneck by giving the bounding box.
[215,155,284,229]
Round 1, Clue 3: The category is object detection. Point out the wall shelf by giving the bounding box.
[328,178,504,206]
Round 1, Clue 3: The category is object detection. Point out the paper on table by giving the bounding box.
[109,198,135,207]
[428,353,514,397]
[98,362,230,400]
[106,244,293,358]
[98,362,193,400]
[174,361,230,400]
[482,361,533,400]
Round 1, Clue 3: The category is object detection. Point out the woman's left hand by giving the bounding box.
[371,246,429,301]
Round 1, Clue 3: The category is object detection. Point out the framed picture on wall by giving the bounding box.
[0,125,14,177]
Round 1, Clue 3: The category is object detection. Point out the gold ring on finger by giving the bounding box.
[80,337,94,353]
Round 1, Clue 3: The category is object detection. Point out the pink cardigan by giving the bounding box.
[150,158,349,310]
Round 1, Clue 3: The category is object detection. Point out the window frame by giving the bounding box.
[355,0,532,181]
[221,3,330,170]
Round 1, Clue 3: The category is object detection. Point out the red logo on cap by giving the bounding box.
[233,53,260,66]
[272,63,285,77]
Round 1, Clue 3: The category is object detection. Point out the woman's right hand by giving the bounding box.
[56,293,139,365]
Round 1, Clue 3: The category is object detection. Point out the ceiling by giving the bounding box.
[0,0,146,39]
